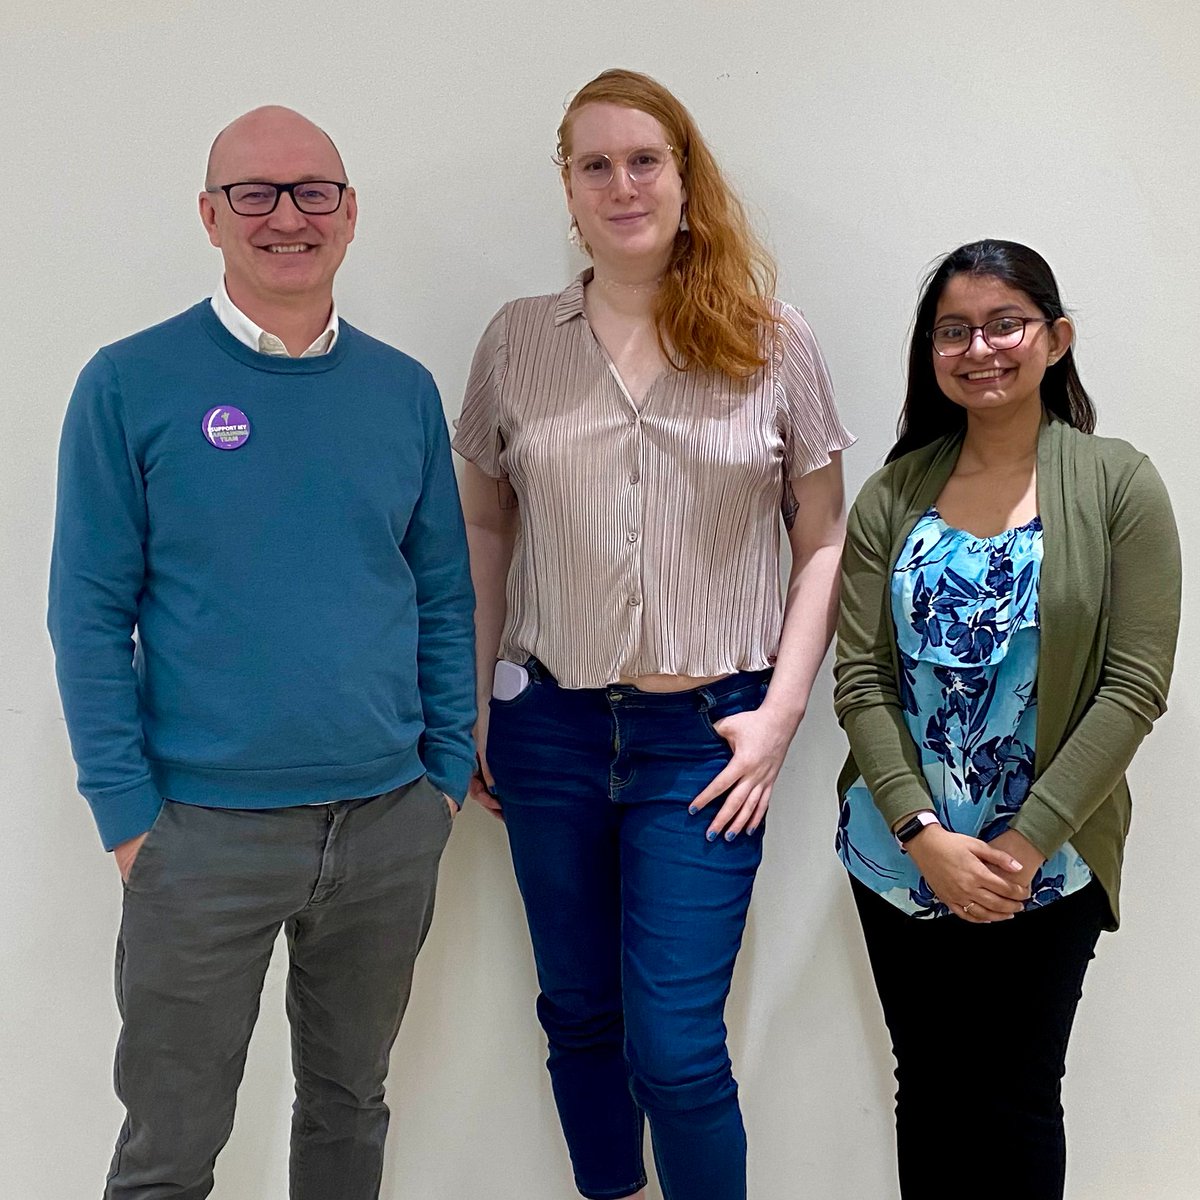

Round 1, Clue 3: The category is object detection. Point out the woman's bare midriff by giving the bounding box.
[618,672,728,693]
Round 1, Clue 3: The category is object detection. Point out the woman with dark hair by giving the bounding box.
[455,68,853,1200]
[834,239,1180,1199]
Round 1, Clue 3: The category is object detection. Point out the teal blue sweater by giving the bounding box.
[49,302,476,850]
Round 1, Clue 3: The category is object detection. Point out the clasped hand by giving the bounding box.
[907,825,1045,923]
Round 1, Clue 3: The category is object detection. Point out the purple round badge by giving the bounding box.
[202,405,251,451]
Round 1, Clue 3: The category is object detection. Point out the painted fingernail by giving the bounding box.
[688,805,698,815]
[706,830,717,842]
[725,830,737,842]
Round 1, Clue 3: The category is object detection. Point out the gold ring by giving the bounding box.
[962,901,976,914]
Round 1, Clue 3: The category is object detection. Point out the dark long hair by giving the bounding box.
[887,240,1096,463]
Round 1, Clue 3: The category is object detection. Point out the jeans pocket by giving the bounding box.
[699,679,771,745]
[489,658,537,707]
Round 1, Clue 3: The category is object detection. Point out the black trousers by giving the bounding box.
[851,875,1109,1200]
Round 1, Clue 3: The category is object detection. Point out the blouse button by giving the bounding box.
[627,531,639,542]
[629,472,640,484]
[628,595,641,607]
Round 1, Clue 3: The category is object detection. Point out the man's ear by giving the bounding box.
[343,186,358,245]
[198,192,222,248]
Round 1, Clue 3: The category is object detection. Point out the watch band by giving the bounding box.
[894,810,940,852]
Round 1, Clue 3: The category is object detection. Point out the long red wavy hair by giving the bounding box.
[556,69,778,380]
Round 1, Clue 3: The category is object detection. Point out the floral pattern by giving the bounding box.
[836,507,1092,918]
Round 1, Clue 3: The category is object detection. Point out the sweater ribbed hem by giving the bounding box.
[149,747,427,809]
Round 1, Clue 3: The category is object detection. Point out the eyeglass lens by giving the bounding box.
[932,317,1034,355]
[571,147,672,188]
[226,182,343,215]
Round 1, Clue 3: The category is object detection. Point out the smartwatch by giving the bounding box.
[894,811,940,852]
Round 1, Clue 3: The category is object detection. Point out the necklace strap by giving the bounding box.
[592,275,663,297]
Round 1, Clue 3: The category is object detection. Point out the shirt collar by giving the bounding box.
[210,277,339,357]
[552,269,592,326]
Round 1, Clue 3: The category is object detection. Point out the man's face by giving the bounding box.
[199,109,357,312]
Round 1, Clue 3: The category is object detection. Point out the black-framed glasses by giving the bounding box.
[930,316,1054,357]
[207,180,348,216]
[566,145,676,189]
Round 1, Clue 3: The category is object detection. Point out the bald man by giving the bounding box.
[49,107,475,1198]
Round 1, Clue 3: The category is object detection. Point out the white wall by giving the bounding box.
[2,2,1196,1196]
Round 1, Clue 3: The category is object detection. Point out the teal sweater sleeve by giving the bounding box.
[48,351,164,849]
[404,371,477,804]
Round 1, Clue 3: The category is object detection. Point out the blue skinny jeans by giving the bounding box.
[488,658,771,1200]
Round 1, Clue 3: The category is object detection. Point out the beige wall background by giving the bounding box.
[2,2,1196,1196]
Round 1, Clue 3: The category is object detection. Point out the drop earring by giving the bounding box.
[568,217,584,249]
[679,205,690,233]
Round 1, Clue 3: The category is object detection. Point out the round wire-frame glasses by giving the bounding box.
[565,145,677,189]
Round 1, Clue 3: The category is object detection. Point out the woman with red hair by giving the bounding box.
[455,69,854,1200]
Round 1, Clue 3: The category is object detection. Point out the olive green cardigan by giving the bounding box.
[834,418,1181,928]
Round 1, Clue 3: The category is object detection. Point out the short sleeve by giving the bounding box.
[775,303,856,481]
[452,306,509,479]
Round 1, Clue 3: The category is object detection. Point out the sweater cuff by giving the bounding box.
[873,778,937,832]
[87,779,165,852]
[423,749,473,808]
[1009,793,1074,861]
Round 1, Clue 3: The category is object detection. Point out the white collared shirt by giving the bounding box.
[210,278,339,357]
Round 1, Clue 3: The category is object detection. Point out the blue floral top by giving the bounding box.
[836,507,1092,917]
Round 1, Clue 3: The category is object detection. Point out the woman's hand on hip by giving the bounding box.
[907,825,1031,922]
[689,704,797,840]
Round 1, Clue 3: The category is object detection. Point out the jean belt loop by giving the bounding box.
[695,686,715,713]
[525,656,544,684]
